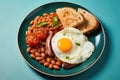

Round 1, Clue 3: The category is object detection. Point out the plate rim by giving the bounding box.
[17,1,106,77]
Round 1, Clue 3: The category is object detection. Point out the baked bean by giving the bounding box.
[45,18,49,22]
[26,30,31,35]
[53,27,57,30]
[49,64,53,69]
[50,23,53,27]
[35,52,41,57]
[51,59,56,64]
[53,65,60,70]
[27,47,31,53]
[48,18,52,22]
[32,24,36,28]
[30,54,35,59]
[43,13,48,16]
[35,57,41,61]
[45,50,48,55]
[28,27,31,30]
[47,22,51,26]
[39,59,45,64]
[34,20,38,25]
[40,47,45,53]
[39,16,42,19]
[39,19,42,22]
[44,62,50,67]
[56,61,61,66]
[35,16,40,22]
[48,27,57,31]
[46,57,51,63]
[46,16,50,20]
[50,12,55,15]
[50,15,54,18]
[57,59,62,63]
[30,50,35,54]
[40,56,44,60]
[41,53,45,58]
[30,20,34,25]
[41,19,45,22]
[47,17,51,20]
[31,27,34,30]
[38,20,41,23]
[26,31,28,35]
[43,17,46,21]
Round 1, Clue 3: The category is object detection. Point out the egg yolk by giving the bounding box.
[57,38,72,53]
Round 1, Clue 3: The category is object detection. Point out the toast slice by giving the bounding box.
[56,7,84,28]
[77,8,99,34]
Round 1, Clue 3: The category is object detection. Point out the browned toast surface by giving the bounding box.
[56,7,99,34]
[56,7,84,28]
[77,8,99,34]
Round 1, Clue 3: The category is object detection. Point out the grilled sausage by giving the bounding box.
[62,62,78,69]
[46,31,54,57]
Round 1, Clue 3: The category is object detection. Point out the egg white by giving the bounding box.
[51,27,94,64]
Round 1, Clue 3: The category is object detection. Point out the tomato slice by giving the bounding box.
[26,28,48,46]
[35,28,48,40]
[26,35,39,46]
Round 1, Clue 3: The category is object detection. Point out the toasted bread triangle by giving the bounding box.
[77,8,99,34]
[56,7,84,28]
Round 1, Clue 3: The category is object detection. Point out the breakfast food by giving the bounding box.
[56,7,99,34]
[26,7,99,70]
[77,8,99,34]
[62,62,77,69]
[56,7,84,28]
[46,31,54,57]
[51,27,94,64]
[26,12,63,70]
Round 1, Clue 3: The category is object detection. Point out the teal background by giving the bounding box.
[0,0,119,80]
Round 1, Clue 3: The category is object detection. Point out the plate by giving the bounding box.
[17,2,106,77]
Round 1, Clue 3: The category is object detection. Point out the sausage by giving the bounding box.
[46,31,54,57]
[62,62,78,69]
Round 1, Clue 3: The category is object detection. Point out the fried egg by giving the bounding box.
[51,27,94,64]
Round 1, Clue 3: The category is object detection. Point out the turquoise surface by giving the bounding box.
[18,2,105,77]
[0,0,120,80]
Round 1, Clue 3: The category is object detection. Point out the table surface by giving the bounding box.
[0,0,120,80]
